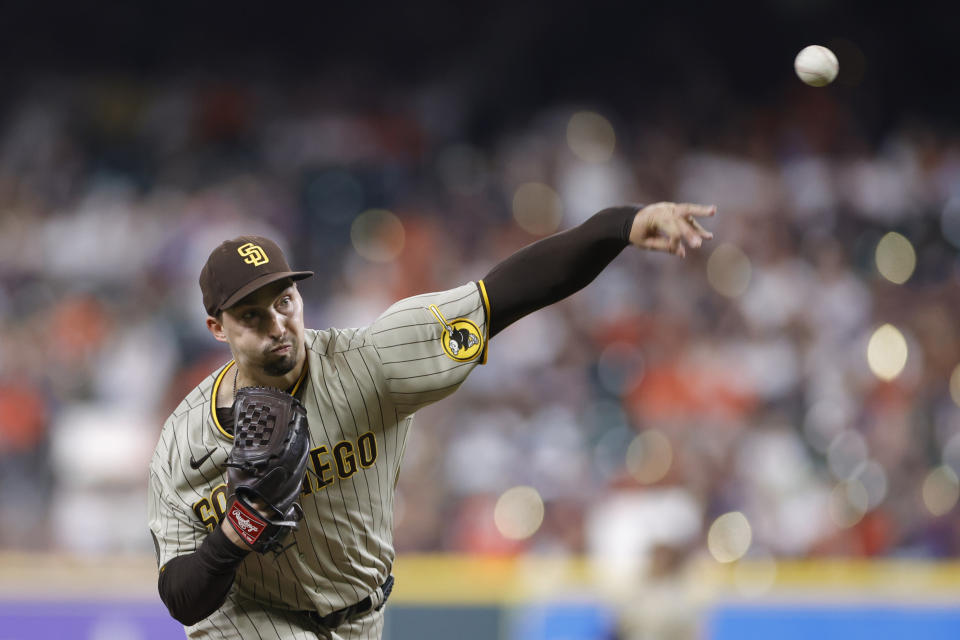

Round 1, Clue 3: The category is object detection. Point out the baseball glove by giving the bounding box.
[224,386,310,554]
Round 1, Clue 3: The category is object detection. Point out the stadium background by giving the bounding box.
[0,1,959,637]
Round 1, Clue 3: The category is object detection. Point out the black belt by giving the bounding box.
[304,575,394,630]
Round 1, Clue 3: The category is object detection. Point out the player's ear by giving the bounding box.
[207,314,228,343]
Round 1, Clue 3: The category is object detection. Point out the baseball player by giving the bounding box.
[148,202,715,639]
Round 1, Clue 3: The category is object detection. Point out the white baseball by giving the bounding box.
[794,45,839,87]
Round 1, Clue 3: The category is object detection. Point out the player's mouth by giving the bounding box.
[270,343,292,355]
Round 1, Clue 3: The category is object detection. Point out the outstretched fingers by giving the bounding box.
[630,201,717,258]
[676,217,704,248]
[673,204,715,248]
[686,216,714,240]
[677,203,717,218]
[642,236,686,257]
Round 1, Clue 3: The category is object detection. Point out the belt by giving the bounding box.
[304,575,394,630]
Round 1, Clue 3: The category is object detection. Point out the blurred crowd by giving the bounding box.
[0,73,958,573]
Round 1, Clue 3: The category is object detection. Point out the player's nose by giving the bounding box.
[266,309,285,339]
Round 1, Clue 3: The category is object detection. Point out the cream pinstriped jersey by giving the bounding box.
[148,282,490,638]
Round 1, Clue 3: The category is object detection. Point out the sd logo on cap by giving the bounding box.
[199,236,313,317]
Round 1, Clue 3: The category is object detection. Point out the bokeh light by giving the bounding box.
[707,511,752,563]
[592,421,635,482]
[949,364,960,407]
[922,466,960,517]
[828,480,869,528]
[566,111,616,163]
[803,399,851,454]
[494,486,545,540]
[625,430,672,484]
[827,430,868,481]
[512,182,563,235]
[866,324,908,381]
[874,232,916,284]
[859,460,889,509]
[350,209,405,262]
[706,243,751,298]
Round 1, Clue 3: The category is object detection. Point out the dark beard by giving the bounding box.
[262,346,297,377]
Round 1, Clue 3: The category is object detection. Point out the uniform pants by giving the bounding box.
[185,592,386,640]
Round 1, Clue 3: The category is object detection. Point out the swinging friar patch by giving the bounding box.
[428,304,484,362]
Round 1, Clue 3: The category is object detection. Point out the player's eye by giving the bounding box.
[278,296,291,308]
[241,311,258,322]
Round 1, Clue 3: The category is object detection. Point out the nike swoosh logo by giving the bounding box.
[189,448,216,470]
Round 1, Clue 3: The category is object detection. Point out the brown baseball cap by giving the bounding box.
[199,236,313,316]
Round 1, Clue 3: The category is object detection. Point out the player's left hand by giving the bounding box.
[629,202,716,257]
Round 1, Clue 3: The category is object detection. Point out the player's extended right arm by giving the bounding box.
[482,206,635,335]
[482,203,713,335]
[157,524,249,625]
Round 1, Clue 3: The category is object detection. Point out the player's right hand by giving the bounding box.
[629,202,716,257]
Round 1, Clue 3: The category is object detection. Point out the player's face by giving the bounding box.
[217,280,306,378]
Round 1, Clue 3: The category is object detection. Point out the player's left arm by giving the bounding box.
[482,202,715,336]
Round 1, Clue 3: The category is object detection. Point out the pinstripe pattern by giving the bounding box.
[148,282,488,639]
[187,593,387,639]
